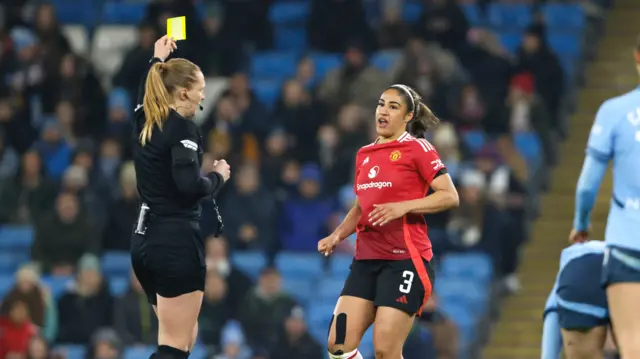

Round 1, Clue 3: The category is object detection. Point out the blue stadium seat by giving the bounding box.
[124,346,154,359]
[109,276,129,296]
[51,0,93,25]
[0,252,29,273]
[102,2,146,24]
[189,344,207,359]
[282,278,314,305]
[0,226,34,251]
[252,79,283,109]
[436,278,489,312]
[547,33,581,58]
[274,26,307,51]
[54,345,86,359]
[329,253,352,278]
[310,53,342,81]
[461,130,486,153]
[403,2,423,24]
[439,253,493,283]
[307,300,335,329]
[487,4,533,30]
[276,252,324,280]
[316,277,345,301]
[268,3,310,25]
[543,4,586,32]
[231,251,267,279]
[101,251,131,277]
[498,32,523,54]
[41,275,73,299]
[438,301,476,351]
[0,275,13,298]
[461,3,484,26]
[250,51,298,80]
[370,50,401,72]
[514,131,542,165]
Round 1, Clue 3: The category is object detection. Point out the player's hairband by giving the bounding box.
[391,84,415,119]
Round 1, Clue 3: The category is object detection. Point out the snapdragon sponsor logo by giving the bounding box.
[357,181,393,191]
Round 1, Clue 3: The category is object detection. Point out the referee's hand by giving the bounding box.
[213,159,231,182]
[154,35,178,61]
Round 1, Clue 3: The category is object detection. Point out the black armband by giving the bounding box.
[433,168,448,180]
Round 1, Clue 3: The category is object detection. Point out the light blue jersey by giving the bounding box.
[574,88,640,251]
[541,241,606,359]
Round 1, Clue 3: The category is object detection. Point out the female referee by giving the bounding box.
[130,35,231,359]
[318,84,459,359]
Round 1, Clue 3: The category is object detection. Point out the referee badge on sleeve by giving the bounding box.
[180,139,198,151]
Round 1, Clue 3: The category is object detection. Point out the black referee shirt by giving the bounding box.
[132,58,224,219]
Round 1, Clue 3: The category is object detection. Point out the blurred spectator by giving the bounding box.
[8,27,45,98]
[273,79,324,163]
[505,73,554,166]
[307,0,374,53]
[26,335,58,359]
[460,29,513,111]
[56,254,113,344]
[431,123,463,181]
[377,0,412,49]
[0,300,37,358]
[219,0,272,51]
[395,53,450,119]
[451,83,487,131]
[279,163,334,251]
[105,90,133,153]
[239,268,296,350]
[60,164,106,231]
[32,192,97,275]
[260,129,289,193]
[200,2,243,77]
[113,23,156,101]
[41,53,106,137]
[418,294,459,359]
[214,320,252,359]
[413,0,469,54]
[449,171,485,248]
[0,128,19,180]
[0,265,51,334]
[402,323,436,359]
[86,328,123,359]
[0,94,38,153]
[32,119,71,180]
[220,73,270,141]
[293,57,316,90]
[271,306,322,359]
[317,43,388,115]
[219,163,276,251]
[32,3,70,75]
[113,271,158,345]
[102,161,136,251]
[204,236,252,314]
[515,24,565,130]
[0,150,57,225]
[199,270,232,349]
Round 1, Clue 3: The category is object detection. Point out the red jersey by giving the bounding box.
[0,317,37,358]
[354,132,446,261]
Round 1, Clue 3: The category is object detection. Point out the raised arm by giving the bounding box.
[135,36,177,110]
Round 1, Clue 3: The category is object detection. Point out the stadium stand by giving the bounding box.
[0,0,609,358]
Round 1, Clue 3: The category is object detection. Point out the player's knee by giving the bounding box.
[328,313,359,354]
[373,325,402,358]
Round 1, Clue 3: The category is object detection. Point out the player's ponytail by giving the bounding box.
[407,101,440,138]
[141,62,171,146]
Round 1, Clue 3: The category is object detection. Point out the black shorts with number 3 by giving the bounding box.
[340,258,436,316]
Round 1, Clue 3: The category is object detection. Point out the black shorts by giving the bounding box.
[341,257,435,316]
[130,218,206,305]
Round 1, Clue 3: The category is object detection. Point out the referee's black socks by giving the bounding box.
[149,345,189,359]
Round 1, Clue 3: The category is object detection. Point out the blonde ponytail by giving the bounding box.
[140,62,171,146]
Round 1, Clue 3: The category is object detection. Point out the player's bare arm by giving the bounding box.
[369,174,458,226]
[318,198,361,256]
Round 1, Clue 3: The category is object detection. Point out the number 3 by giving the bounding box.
[399,270,414,294]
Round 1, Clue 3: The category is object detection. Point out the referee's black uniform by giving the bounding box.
[130,57,225,305]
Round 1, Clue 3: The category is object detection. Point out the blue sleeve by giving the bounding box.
[573,154,608,231]
[586,101,617,161]
[541,311,562,359]
[543,283,558,317]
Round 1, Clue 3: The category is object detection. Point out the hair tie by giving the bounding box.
[391,84,415,119]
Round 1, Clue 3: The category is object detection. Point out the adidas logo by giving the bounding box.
[396,295,408,304]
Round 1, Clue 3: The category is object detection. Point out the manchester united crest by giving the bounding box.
[389,150,402,161]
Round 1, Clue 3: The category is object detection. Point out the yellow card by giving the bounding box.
[167,16,186,41]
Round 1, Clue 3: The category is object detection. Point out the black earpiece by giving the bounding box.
[199,104,204,111]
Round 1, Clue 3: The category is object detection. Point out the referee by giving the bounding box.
[130,35,231,359]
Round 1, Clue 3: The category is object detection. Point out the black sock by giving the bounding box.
[154,345,189,359]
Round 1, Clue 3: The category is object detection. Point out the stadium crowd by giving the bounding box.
[0,0,604,358]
